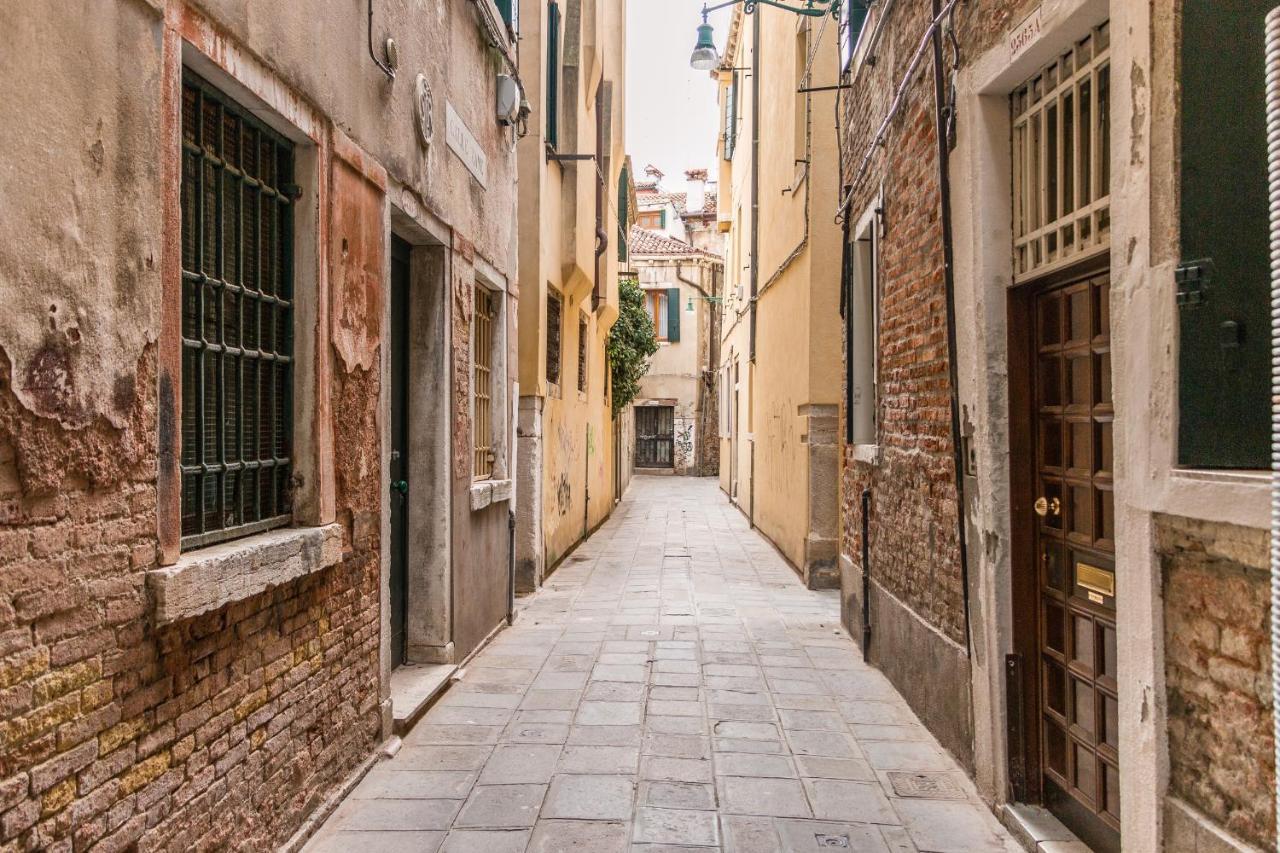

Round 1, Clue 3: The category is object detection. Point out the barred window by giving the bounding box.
[1012,23,1110,281]
[473,286,496,480]
[577,316,588,393]
[546,289,562,385]
[180,71,295,550]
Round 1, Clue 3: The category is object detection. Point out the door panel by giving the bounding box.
[636,406,674,468]
[1031,272,1118,852]
[389,237,411,667]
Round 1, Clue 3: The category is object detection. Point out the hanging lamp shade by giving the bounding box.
[689,21,719,71]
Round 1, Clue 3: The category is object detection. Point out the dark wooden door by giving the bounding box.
[635,406,674,468]
[389,237,411,668]
[1031,272,1119,852]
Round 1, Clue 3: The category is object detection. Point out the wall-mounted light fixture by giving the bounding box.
[689,0,842,70]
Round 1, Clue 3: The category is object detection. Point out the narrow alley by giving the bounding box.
[304,477,1018,853]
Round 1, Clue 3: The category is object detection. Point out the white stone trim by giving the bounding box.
[149,524,343,624]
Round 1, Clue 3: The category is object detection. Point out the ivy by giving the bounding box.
[607,276,659,417]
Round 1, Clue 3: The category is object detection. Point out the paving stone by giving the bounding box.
[393,746,494,771]
[521,690,583,711]
[307,830,446,853]
[639,780,717,810]
[647,715,708,734]
[633,807,720,846]
[795,755,877,781]
[542,774,634,820]
[555,745,639,774]
[454,784,546,828]
[584,681,646,701]
[650,686,702,701]
[713,721,780,740]
[862,740,952,771]
[640,756,714,783]
[647,699,704,717]
[715,752,796,778]
[717,776,811,818]
[711,703,778,722]
[721,814,783,853]
[894,799,1010,852]
[785,730,862,759]
[642,732,711,759]
[329,798,461,831]
[438,829,530,853]
[576,701,642,726]
[778,709,848,732]
[405,724,503,746]
[803,778,898,823]
[527,820,628,852]
[567,724,642,746]
[715,737,786,754]
[501,722,570,744]
[774,819,893,851]
[477,744,561,784]
[350,770,476,800]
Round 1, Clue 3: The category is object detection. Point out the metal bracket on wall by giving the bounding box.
[1175,257,1214,307]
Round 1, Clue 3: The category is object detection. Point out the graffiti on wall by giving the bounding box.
[674,417,695,472]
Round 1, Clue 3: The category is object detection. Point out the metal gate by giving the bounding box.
[635,406,674,469]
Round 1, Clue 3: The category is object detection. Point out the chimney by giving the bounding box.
[685,168,708,214]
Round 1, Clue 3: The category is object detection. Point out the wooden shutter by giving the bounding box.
[724,72,738,160]
[496,0,517,31]
[1177,0,1271,467]
[547,2,561,149]
[666,287,681,343]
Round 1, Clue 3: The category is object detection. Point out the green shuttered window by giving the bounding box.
[666,287,682,343]
[1177,1,1271,468]
[496,0,518,33]
[547,1,561,150]
[180,71,295,550]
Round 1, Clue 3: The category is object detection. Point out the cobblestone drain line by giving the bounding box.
[304,477,1020,852]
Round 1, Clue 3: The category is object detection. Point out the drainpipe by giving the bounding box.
[861,489,872,662]
[508,509,516,624]
[747,9,761,528]
[1264,8,1280,842]
[930,0,972,654]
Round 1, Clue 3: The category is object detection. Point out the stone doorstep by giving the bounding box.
[1002,803,1091,853]
[392,663,458,735]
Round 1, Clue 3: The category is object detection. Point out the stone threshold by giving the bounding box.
[390,662,457,735]
[1002,803,1092,852]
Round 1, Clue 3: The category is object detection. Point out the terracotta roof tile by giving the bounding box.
[629,226,720,258]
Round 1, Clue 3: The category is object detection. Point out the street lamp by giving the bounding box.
[688,0,841,70]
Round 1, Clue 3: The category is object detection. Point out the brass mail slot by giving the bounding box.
[1076,562,1115,599]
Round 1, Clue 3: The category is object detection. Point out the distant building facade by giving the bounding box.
[628,216,722,476]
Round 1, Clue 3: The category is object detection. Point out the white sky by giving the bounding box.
[625,0,732,194]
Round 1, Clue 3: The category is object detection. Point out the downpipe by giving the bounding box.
[861,489,872,662]
[1264,7,1280,843]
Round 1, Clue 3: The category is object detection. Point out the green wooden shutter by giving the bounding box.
[546,2,560,149]
[617,166,629,261]
[496,0,516,31]
[667,288,681,343]
[724,72,738,160]
[1177,0,1271,468]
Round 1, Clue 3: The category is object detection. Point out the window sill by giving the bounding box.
[148,524,343,625]
[471,479,513,512]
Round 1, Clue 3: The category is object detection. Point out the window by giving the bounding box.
[723,71,739,160]
[794,22,809,165]
[473,286,496,480]
[844,204,878,446]
[643,288,681,342]
[180,70,295,551]
[1177,3,1270,467]
[577,316,588,393]
[546,1,561,149]
[496,0,518,34]
[546,288,562,385]
[637,210,664,230]
[840,0,870,72]
[1011,24,1110,281]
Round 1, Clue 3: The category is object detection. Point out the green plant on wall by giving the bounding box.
[607,276,659,417]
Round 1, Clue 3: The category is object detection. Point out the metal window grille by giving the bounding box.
[180,71,295,551]
[577,316,588,393]
[546,290,562,384]
[473,286,496,480]
[1012,23,1111,281]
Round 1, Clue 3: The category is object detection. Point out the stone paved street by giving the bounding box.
[304,477,1020,852]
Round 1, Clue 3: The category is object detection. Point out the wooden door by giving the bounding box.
[1031,272,1119,851]
[635,406,674,468]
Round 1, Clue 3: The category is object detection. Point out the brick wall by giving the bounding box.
[0,346,382,850]
[1159,514,1275,850]
[838,0,967,649]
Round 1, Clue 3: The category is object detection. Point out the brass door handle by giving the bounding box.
[1034,496,1061,518]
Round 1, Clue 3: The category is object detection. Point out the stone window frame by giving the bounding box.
[847,199,880,461]
[470,258,512,511]
[152,25,347,624]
